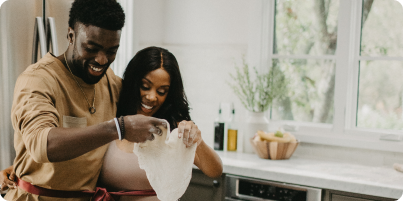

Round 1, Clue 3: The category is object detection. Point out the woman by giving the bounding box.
[0,46,223,200]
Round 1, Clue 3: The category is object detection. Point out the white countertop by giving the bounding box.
[216,151,403,199]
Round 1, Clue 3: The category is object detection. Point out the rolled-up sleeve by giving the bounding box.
[12,71,59,163]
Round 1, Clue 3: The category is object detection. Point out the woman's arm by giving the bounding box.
[193,140,223,178]
[178,121,223,178]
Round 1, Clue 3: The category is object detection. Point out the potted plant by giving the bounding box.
[228,59,288,153]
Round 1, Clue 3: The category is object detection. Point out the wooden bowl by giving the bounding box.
[250,138,299,160]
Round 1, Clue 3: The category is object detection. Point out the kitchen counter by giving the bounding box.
[216,151,403,199]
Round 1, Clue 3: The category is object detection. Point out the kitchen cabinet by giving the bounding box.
[323,190,396,201]
[181,169,226,201]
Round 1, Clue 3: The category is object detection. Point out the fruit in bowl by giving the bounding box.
[250,130,299,160]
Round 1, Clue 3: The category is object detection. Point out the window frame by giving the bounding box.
[256,0,403,153]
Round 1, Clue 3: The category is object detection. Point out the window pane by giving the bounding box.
[357,61,403,130]
[271,59,335,123]
[361,0,403,57]
[274,0,340,55]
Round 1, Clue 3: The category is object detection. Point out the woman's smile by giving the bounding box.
[141,103,154,114]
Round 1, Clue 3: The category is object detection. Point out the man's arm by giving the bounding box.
[13,72,166,163]
[47,119,118,162]
[47,115,166,162]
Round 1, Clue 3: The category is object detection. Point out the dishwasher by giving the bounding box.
[225,175,322,201]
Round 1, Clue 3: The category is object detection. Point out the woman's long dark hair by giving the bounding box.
[116,46,191,130]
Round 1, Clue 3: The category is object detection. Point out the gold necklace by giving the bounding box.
[64,53,96,114]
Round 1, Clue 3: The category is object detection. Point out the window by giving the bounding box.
[271,0,340,124]
[110,0,136,78]
[257,0,403,151]
[357,0,403,130]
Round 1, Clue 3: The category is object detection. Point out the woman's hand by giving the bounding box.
[0,165,17,192]
[178,121,202,148]
[178,121,223,178]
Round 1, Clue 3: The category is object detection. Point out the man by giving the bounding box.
[3,0,166,200]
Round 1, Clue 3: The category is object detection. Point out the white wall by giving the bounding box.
[134,0,165,45]
[133,0,253,147]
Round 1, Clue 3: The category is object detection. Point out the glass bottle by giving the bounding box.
[214,105,225,151]
[227,106,238,151]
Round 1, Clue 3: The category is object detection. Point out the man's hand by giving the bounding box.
[123,115,167,143]
[178,121,202,148]
[0,165,16,192]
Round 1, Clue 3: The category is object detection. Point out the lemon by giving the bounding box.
[274,130,283,138]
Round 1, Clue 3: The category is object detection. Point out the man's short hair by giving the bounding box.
[68,0,125,31]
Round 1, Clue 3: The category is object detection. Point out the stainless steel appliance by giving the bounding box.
[225,175,322,201]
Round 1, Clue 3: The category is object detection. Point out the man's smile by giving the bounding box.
[88,64,106,76]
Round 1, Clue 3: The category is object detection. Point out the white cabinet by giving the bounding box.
[323,190,395,201]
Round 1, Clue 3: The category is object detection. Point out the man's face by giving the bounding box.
[70,23,121,84]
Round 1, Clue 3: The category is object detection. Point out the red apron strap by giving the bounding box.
[109,189,157,196]
[89,187,116,201]
[16,177,156,201]
[87,188,157,201]
[16,178,92,198]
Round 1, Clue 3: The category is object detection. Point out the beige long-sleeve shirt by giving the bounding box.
[5,53,121,201]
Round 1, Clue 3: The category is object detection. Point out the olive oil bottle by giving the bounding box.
[227,107,238,151]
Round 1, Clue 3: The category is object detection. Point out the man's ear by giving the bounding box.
[67,27,75,45]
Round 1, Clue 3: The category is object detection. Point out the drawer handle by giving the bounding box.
[213,180,219,187]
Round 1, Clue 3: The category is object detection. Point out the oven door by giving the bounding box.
[225,175,322,201]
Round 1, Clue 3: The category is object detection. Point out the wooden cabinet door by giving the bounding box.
[180,169,225,201]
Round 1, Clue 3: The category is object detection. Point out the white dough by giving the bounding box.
[133,121,197,201]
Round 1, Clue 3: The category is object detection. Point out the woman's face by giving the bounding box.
[137,68,171,116]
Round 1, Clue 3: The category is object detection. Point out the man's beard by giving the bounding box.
[71,49,108,85]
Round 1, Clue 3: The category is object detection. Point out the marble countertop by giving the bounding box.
[215,151,403,199]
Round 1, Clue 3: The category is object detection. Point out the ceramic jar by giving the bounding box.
[243,111,269,153]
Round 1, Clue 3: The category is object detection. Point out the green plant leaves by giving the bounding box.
[228,60,289,112]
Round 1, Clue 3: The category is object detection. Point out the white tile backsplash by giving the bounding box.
[294,142,403,167]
